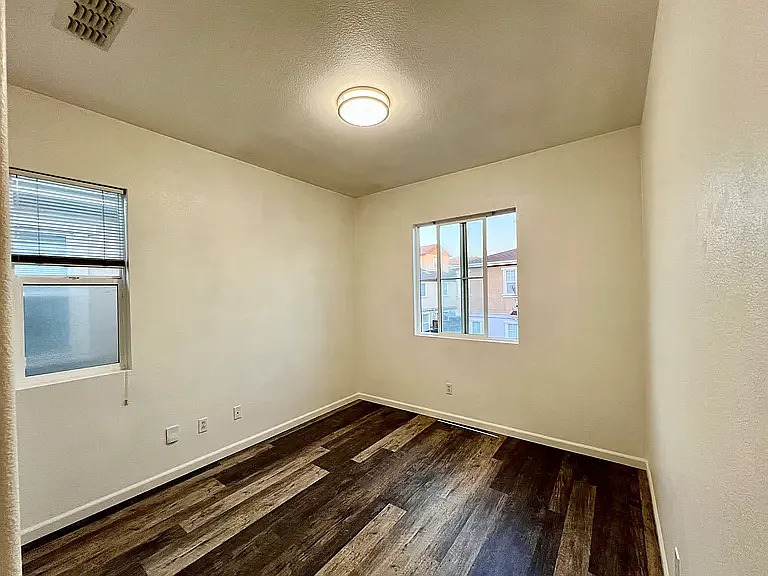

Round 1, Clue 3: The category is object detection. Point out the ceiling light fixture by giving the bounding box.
[337,87,390,127]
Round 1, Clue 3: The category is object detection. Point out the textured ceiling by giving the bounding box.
[7,0,658,197]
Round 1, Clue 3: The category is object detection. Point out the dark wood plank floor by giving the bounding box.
[22,401,663,576]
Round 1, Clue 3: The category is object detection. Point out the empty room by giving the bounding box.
[0,0,766,574]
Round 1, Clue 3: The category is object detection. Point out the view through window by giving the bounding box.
[415,210,517,341]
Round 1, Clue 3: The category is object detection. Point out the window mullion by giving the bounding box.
[482,217,489,338]
[436,225,443,333]
[460,221,469,334]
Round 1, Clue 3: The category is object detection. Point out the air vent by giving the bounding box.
[53,0,133,51]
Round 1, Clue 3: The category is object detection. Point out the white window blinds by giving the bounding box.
[10,172,127,267]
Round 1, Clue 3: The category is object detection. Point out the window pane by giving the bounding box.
[467,220,483,278]
[419,282,438,333]
[441,279,462,333]
[468,278,484,334]
[14,264,122,278]
[23,285,119,376]
[440,223,461,279]
[486,212,517,265]
[418,225,437,281]
[486,212,518,339]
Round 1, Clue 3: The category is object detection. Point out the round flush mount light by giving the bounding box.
[337,86,390,127]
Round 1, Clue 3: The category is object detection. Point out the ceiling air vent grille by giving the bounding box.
[53,0,134,51]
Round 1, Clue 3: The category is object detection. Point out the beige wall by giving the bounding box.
[642,0,768,572]
[355,127,647,457]
[9,86,355,534]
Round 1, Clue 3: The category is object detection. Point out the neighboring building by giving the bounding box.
[482,249,518,339]
[418,247,518,339]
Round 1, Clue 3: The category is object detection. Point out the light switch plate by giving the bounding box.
[198,417,208,434]
[233,405,242,420]
[165,425,179,445]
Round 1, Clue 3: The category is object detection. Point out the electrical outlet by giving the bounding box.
[165,425,179,445]
[446,382,453,395]
[674,547,681,576]
[233,405,242,420]
[197,417,208,434]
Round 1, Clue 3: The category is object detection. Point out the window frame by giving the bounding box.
[10,168,132,388]
[413,208,518,344]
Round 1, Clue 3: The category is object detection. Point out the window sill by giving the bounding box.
[16,365,130,391]
[414,332,519,345]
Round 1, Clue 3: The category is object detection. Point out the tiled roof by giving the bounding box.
[487,249,517,263]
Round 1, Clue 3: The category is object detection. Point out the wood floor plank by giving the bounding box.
[73,525,187,576]
[269,401,381,454]
[437,489,508,576]
[553,480,597,576]
[314,503,407,576]
[364,434,503,576]
[24,478,225,576]
[351,415,436,462]
[315,406,389,447]
[23,475,224,566]
[526,509,567,576]
[549,453,575,514]
[587,460,648,576]
[142,465,328,576]
[638,470,664,576]
[469,443,564,576]
[257,427,457,575]
[180,444,329,532]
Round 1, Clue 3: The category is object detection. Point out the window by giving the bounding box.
[503,267,517,296]
[505,321,519,340]
[10,169,131,380]
[414,209,518,341]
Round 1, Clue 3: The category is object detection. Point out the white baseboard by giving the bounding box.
[645,463,670,576]
[355,393,647,469]
[20,393,359,545]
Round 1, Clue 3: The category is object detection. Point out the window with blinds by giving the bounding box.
[10,172,127,268]
[9,169,131,382]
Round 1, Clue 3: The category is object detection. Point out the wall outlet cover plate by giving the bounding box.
[165,425,179,445]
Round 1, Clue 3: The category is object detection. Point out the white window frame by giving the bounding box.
[10,169,132,389]
[413,208,518,344]
[503,267,518,297]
